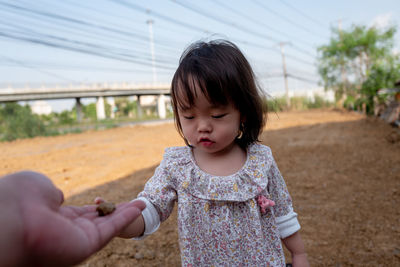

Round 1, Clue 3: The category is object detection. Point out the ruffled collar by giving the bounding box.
[174,143,272,202]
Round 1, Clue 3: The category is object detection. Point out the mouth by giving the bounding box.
[199,138,214,147]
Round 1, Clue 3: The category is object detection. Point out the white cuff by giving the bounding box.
[276,211,301,238]
[131,197,160,240]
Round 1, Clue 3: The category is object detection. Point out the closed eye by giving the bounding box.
[212,113,227,119]
[183,116,194,120]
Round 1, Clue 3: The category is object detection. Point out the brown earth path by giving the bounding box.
[1,109,399,266]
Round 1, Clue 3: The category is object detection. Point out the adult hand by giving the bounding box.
[0,171,145,267]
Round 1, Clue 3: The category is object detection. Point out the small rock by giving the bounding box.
[394,248,400,258]
[385,131,400,143]
[96,202,116,216]
[134,252,144,260]
[145,250,156,260]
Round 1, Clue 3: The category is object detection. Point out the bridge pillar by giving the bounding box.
[96,96,106,120]
[109,97,116,119]
[75,97,82,122]
[157,94,166,119]
[136,95,143,119]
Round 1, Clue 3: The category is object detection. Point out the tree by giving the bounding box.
[114,97,136,118]
[317,24,399,111]
[82,103,97,120]
[56,110,75,125]
[0,102,48,141]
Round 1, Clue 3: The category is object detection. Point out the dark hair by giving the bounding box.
[171,39,266,149]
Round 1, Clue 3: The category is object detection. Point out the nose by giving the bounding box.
[197,117,212,133]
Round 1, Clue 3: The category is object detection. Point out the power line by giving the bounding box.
[284,51,315,66]
[0,0,323,86]
[1,1,288,76]
[109,0,316,67]
[1,0,185,60]
[287,73,319,84]
[1,23,180,70]
[251,0,327,39]
[35,0,185,51]
[171,0,278,43]
[212,0,315,48]
[0,58,173,75]
[1,22,174,67]
[279,0,327,30]
[108,0,281,56]
[0,55,77,82]
[0,3,182,68]
[0,31,176,70]
[109,0,208,34]
[171,0,316,59]
[0,2,151,44]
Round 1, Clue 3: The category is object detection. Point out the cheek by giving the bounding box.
[217,121,240,138]
[180,121,194,137]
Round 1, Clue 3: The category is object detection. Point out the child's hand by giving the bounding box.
[257,195,275,214]
[292,253,309,267]
[95,196,146,238]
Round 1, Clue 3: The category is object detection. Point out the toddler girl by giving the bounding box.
[114,40,309,266]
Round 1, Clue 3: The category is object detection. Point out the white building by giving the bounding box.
[31,100,52,115]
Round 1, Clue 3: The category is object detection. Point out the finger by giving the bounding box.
[20,171,66,209]
[91,201,144,220]
[57,188,65,205]
[62,201,146,221]
[112,201,145,212]
[94,197,105,205]
[96,206,143,245]
[61,202,138,220]
[128,199,146,211]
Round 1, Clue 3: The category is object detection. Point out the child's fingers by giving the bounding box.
[94,197,105,204]
[267,200,275,207]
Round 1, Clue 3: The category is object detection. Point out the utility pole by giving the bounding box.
[147,19,157,84]
[279,42,290,109]
[147,19,166,119]
[338,19,348,107]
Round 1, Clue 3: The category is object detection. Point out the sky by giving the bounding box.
[1,0,399,112]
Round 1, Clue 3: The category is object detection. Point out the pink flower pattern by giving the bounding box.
[138,143,296,266]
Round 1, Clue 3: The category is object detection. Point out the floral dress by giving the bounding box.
[138,143,300,267]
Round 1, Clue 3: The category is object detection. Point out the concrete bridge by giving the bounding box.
[0,82,171,121]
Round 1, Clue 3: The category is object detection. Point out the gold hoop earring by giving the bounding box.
[236,123,244,140]
[237,130,243,139]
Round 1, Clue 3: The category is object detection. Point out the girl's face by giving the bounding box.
[177,90,241,156]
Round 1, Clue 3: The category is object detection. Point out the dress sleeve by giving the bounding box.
[137,155,177,222]
[131,197,160,240]
[267,154,301,238]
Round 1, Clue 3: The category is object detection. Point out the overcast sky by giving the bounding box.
[1,0,399,111]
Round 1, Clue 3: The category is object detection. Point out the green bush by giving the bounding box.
[265,96,286,112]
[308,95,331,109]
[343,95,356,110]
[264,95,333,112]
[0,102,49,141]
[56,110,76,125]
[83,103,97,120]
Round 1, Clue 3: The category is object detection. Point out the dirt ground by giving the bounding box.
[1,109,399,266]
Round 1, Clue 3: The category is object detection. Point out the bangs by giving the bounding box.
[172,62,231,111]
[172,74,201,111]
